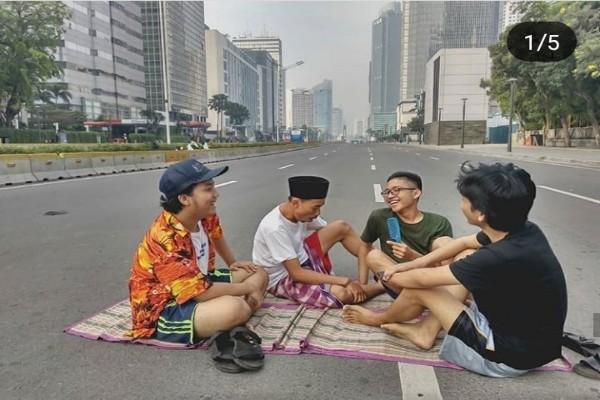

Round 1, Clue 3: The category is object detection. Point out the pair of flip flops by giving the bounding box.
[207,327,264,373]
[562,332,600,380]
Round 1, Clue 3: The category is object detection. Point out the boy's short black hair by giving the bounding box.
[456,162,536,232]
[386,171,423,190]
[159,183,198,214]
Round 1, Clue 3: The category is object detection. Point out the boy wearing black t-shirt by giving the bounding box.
[345,162,567,377]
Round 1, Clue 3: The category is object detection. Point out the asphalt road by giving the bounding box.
[1,143,599,399]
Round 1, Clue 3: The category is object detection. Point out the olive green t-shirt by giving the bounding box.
[361,208,453,262]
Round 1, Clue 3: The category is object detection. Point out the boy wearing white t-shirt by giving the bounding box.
[252,176,382,308]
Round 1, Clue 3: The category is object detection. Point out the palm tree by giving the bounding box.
[39,83,72,107]
[140,108,164,134]
[208,94,228,137]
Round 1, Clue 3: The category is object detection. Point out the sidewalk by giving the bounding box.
[408,143,600,169]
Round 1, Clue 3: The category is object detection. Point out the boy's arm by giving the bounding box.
[383,234,481,280]
[213,235,258,273]
[282,258,352,287]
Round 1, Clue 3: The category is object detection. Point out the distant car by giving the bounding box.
[350,139,360,144]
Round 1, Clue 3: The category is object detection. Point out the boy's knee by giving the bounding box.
[330,220,353,235]
[453,249,476,262]
[365,249,386,266]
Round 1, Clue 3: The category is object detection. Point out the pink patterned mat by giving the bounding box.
[64,294,572,371]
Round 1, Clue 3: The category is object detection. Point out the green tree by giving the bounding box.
[140,108,164,133]
[208,94,228,136]
[407,106,424,133]
[224,101,250,125]
[0,2,71,126]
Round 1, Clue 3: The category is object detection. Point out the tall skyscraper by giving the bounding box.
[287,88,313,129]
[231,36,285,128]
[205,30,259,132]
[399,1,501,102]
[312,80,333,137]
[140,1,207,120]
[332,108,344,137]
[52,1,146,119]
[369,2,402,115]
[501,1,524,33]
[244,50,278,134]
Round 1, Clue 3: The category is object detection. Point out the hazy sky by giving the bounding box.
[204,1,388,125]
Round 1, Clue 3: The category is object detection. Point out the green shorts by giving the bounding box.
[153,269,233,344]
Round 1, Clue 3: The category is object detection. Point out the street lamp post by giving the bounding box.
[437,107,443,146]
[461,98,468,148]
[507,77,518,152]
[277,60,304,142]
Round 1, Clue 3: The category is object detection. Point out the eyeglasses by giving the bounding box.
[380,187,418,197]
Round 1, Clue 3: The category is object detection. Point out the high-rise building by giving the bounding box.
[332,108,344,138]
[52,1,146,119]
[286,88,313,129]
[140,1,207,120]
[231,36,285,128]
[312,80,333,138]
[501,1,524,33]
[353,118,365,137]
[369,2,402,115]
[205,30,259,133]
[399,1,501,103]
[244,50,278,135]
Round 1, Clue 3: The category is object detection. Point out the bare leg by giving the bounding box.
[231,267,269,311]
[316,220,362,256]
[329,282,384,305]
[381,285,469,349]
[193,296,253,338]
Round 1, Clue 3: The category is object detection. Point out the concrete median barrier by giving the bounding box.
[30,154,70,181]
[64,154,98,178]
[150,152,168,169]
[133,153,155,170]
[90,153,118,174]
[0,155,38,186]
[165,150,190,163]
[113,153,139,172]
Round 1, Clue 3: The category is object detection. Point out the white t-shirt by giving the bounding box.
[191,224,209,275]
[252,205,327,289]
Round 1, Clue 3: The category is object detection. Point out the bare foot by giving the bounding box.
[381,322,436,350]
[342,305,384,327]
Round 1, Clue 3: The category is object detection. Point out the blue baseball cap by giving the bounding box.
[159,159,228,199]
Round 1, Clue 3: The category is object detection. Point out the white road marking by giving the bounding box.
[215,181,237,188]
[324,153,329,156]
[373,184,384,203]
[415,153,421,156]
[430,157,439,160]
[371,165,376,170]
[278,164,295,170]
[309,157,317,160]
[332,150,336,153]
[538,185,600,205]
[398,363,443,400]
[370,157,374,161]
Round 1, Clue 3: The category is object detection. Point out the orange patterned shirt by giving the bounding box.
[128,211,223,338]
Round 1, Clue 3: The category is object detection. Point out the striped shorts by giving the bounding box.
[268,236,343,309]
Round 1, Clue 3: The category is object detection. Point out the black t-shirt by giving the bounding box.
[449,221,567,369]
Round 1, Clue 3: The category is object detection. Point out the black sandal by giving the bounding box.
[573,354,600,380]
[207,331,244,373]
[562,332,600,357]
[230,327,264,371]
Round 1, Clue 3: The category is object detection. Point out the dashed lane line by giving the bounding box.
[373,184,384,203]
[430,157,440,160]
[309,157,317,160]
[538,185,600,205]
[371,165,376,171]
[398,363,443,400]
[215,181,237,188]
[278,164,295,170]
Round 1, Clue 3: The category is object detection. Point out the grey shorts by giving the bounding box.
[439,302,530,378]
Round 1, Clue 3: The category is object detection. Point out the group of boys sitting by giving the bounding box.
[127,157,570,377]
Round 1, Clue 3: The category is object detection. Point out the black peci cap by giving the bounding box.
[288,176,329,199]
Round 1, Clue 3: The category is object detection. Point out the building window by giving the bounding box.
[90,49,98,56]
